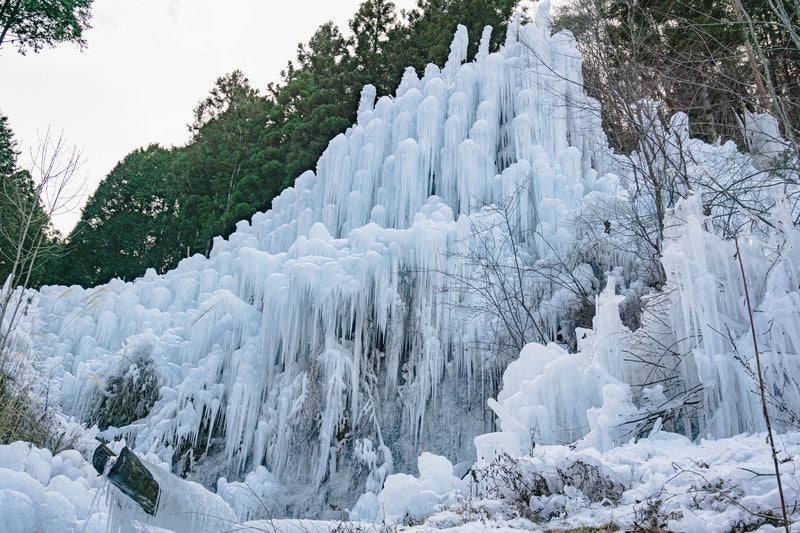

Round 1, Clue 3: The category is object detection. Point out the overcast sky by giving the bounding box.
[0,0,418,233]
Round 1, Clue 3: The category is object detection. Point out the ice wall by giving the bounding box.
[17,4,608,512]
[19,0,800,519]
[18,5,616,514]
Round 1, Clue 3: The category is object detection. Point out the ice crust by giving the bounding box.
[9,1,800,523]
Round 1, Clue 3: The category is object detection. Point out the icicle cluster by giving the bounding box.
[482,109,800,462]
[21,6,613,512]
[20,1,800,518]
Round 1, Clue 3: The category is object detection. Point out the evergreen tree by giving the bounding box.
[181,70,269,255]
[274,21,355,182]
[0,113,54,287]
[0,113,16,176]
[58,145,181,285]
[388,0,521,83]
[349,0,399,95]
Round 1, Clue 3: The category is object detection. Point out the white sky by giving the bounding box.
[0,0,417,233]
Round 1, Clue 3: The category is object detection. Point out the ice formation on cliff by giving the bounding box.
[9,0,800,519]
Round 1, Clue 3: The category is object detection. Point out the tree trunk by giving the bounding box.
[0,0,22,49]
[93,445,161,516]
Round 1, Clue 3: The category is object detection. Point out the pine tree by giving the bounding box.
[181,70,269,255]
[388,0,521,83]
[276,22,355,181]
[349,0,399,95]
[0,113,16,176]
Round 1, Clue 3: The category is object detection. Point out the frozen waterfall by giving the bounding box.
[13,1,800,519]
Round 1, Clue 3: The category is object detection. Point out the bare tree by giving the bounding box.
[551,0,800,285]
[0,129,85,445]
[734,0,799,148]
[444,185,599,355]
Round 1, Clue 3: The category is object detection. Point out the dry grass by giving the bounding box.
[545,524,621,533]
[0,370,74,452]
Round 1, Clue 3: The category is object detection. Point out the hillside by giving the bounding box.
[1,2,799,531]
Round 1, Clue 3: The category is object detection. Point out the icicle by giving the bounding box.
[443,25,469,80]
[357,84,377,127]
[476,26,493,63]
[504,11,521,47]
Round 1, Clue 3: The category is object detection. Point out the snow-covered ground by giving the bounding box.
[3,430,800,531]
[380,431,800,532]
[0,441,108,533]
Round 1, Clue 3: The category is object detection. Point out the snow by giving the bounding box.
[3,0,800,531]
[374,452,468,522]
[367,431,800,532]
[0,443,108,533]
[4,432,800,531]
